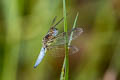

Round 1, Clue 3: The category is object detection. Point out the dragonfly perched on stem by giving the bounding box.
[34,16,83,68]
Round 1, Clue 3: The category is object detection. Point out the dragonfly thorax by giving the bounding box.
[42,27,59,48]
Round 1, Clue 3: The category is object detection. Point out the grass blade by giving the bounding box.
[68,12,79,46]
[60,2,79,79]
[60,0,69,80]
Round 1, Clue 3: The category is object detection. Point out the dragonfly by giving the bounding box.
[34,16,83,68]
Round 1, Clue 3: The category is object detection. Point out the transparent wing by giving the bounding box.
[49,28,83,46]
[47,45,79,57]
[70,28,83,40]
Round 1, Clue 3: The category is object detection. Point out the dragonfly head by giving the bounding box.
[52,28,58,36]
[49,27,58,37]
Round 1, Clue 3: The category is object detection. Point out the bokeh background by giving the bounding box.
[0,0,120,80]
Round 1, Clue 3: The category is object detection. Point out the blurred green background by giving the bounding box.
[0,0,120,80]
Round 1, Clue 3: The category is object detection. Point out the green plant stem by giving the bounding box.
[63,0,69,80]
[60,1,79,80]
[60,12,79,80]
